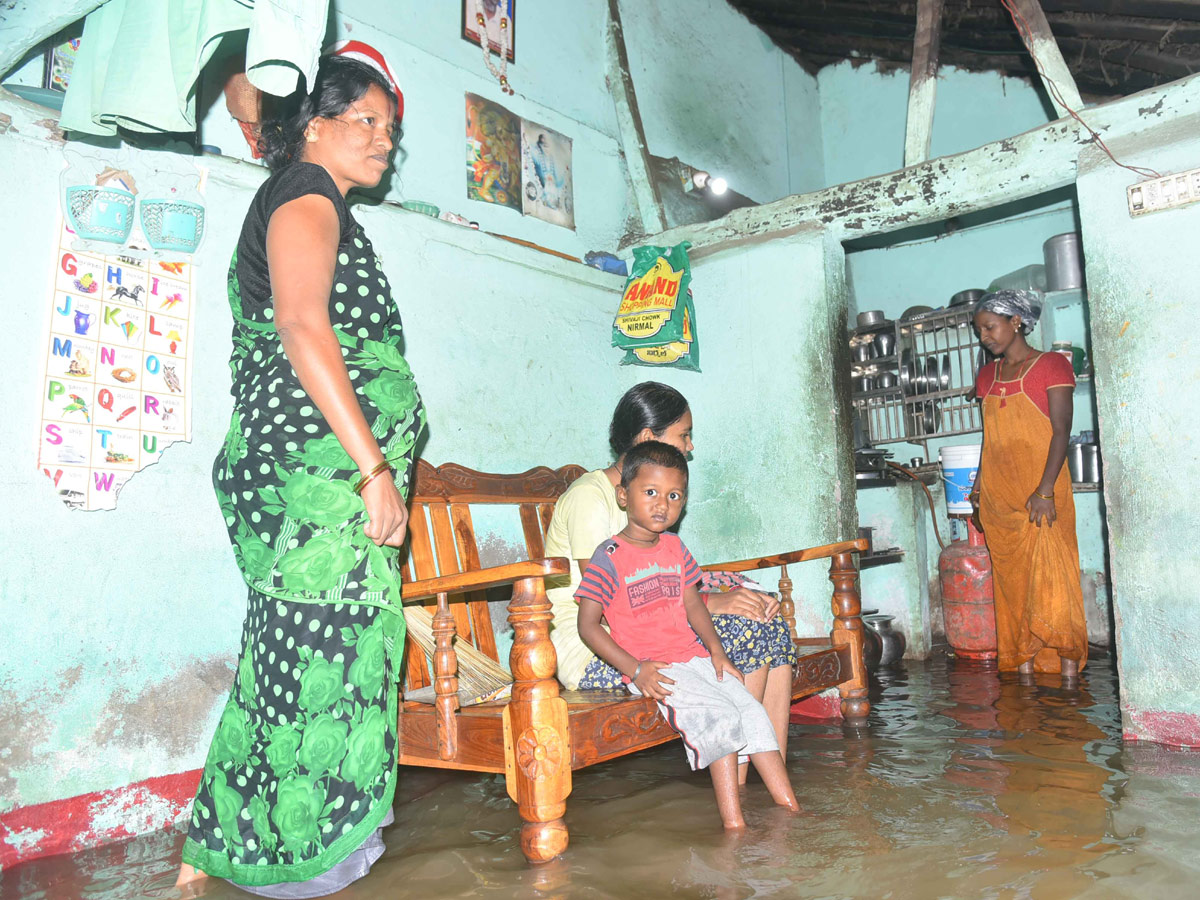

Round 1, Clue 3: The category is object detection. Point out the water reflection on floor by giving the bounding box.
[5,652,1200,900]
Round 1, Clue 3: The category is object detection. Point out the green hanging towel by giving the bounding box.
[60,0,328,136]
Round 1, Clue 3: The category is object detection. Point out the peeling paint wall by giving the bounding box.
[817,60,1055,189]
[1076,117,1200,747]
[826,60,1112,653]
[0,0,829,856]
[677,231,855,633]
[190,0,824,250]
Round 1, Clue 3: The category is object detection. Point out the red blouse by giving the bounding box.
[975,351,1075,417]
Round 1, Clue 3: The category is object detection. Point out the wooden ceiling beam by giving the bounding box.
[1047,13,1200,43]
[905,0,946,167]
[636,74,1200,254]
[1003,1,1085,117]
[1039,0,1200,21]
[605,0,666,236]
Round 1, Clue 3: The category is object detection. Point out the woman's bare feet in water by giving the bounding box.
[1061,657,1080,682]
[176,863,208,893]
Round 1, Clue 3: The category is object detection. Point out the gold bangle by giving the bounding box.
[1033,489,1053,501]
[354,460,393,495]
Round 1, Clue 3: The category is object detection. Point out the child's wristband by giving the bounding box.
[632,661,643,681]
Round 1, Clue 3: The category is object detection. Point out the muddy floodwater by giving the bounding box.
[5,651,1200,899]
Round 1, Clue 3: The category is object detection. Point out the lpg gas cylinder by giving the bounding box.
[939,519,997,661]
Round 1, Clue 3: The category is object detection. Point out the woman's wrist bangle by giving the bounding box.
[1033,489,1054,501]
[354,460,393,495]
[632,661,643,681]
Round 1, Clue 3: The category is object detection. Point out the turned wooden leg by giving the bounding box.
[504,576,571,864]
[778,564,798,644]
[432,592,460,760]
[830,552,870,725]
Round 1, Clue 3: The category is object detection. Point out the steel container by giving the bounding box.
[1081,443,1101,483]
[1044,232,1084,291]
[1067,443,1085,483]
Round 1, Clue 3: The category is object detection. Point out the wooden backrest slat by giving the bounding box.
[407,504,438,581]
[538,502,555,539]
[401,461,586,690]
[403,504,437,690]
[519,503,546,559]
[451,503,500,662]
[429,502,474,644]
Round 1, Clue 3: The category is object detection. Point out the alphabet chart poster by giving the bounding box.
[38,219,195,510]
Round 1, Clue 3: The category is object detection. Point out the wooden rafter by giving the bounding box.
[604,0,667,236]
[1008,0,1085,117]
[634,74,1200,254]
[904,0,945,167]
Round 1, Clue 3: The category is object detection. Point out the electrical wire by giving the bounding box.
[885,461,948,550]
[1000,0,1163,180]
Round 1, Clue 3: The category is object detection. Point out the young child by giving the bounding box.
[575,441,799,830]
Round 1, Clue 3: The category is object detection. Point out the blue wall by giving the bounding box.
[0,0,829,835]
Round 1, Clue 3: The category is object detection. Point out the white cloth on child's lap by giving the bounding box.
[627,657,778,770]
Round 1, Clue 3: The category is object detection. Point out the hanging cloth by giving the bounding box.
[60,0,328,136]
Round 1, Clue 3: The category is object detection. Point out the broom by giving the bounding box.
[402,605,512,705]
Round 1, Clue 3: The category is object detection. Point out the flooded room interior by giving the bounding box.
[2,1,1199,898]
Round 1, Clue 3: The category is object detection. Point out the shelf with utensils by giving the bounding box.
[853,304,986,447]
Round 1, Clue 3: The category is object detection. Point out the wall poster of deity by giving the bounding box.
[466,95,575,229]
[465,92,522,211]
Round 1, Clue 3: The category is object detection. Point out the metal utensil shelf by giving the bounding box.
[850,304,985,450]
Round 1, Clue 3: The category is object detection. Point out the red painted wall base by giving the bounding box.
[1123,707,1200,750]
[0,769,200,870]
[789,689,843,723]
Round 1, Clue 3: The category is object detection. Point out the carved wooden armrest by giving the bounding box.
[401,558,569,762]
[699,537,869,574]
[401,557,570,603]
[699,538,869,647]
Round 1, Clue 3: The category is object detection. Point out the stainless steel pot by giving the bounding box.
[1082,443,1101,483]
[950,289,985,307]
[874,332,896,357]
[875,372,897,390]
[1044,232,1084,291]
[857,309,886,328]
[1067,443,1085,483]
[864,615,906,666]
[852,343,871,362]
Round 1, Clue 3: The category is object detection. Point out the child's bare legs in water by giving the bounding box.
[711,749,799,829]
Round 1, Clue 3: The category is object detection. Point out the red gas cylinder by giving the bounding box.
[939,519,997,661]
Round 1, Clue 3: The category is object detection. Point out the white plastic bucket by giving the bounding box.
[939,443,982,514]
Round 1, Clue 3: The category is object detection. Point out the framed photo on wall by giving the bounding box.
[462,0,516,63]
[43,37,81,92]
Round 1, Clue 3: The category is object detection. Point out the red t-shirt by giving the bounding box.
[975,351,1075,417]
[574,533,707,668]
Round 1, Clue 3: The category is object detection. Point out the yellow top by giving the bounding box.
[543,468,627,689]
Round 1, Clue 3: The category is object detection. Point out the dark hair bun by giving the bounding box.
[608,382,689,457]
[259,56,399,171]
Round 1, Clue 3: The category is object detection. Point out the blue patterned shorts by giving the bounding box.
[578,612,798,690]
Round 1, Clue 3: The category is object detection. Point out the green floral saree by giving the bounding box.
[182,222,424,887]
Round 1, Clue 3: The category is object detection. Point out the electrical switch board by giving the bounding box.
[1127,167,1200,217]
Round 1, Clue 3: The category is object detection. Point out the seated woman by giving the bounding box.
[545,382,797,781]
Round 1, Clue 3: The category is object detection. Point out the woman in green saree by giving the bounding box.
[178,49,423,896]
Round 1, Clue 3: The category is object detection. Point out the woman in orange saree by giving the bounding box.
[970,290,1088,678]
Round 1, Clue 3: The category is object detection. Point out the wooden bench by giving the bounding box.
[397,461,870,864]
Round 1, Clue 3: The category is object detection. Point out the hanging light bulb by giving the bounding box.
[692,170,710,190]
[708,176,728,196]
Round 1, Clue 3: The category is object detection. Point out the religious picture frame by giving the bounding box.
[462,0,516,63]
[466,93,522,211]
